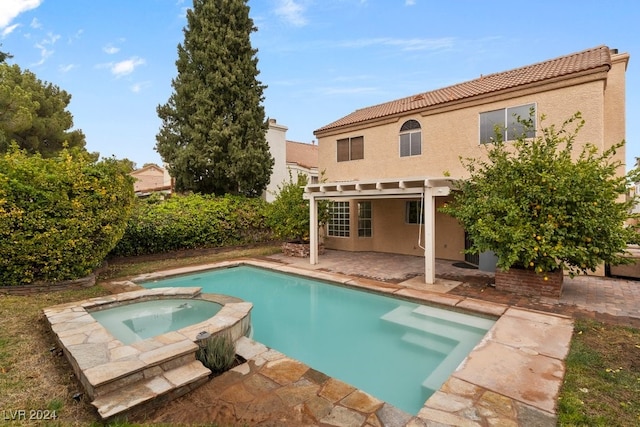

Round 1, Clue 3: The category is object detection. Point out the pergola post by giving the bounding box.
[309,195,318,265]
[423,188,436,284]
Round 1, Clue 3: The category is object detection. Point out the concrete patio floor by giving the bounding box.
[102,250,620,426]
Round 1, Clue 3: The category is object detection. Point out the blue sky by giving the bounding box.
[1,0,639,170]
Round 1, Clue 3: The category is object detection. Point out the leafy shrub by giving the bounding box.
[110,193,271,257]
[441,112,639,276]
[0,146,135,285]
[196,334,236,374]
[266,172,310,242]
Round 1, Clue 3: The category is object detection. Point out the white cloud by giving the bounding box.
[405,0,416,5]
[103,44,120,54]
[319,86,378,96]
[275,0,307,27]
[340,37,454,52]
[0,0,42,28]
[111,56,145,77]
[59,64,75,73]
[131,81,151,93]
[1,23,19,37]
[32,32,60,65]
[30,17,40,28]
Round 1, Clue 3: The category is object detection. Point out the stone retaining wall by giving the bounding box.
[281,242,325,258]
[0,274,96,295]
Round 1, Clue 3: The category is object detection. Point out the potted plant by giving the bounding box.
[267,172,327,257]
[441,112,639,297]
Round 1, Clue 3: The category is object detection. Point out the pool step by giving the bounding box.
[380,305,493,342]
[400,331,455,355]
[381,305,495,393]
[91,359,211,420]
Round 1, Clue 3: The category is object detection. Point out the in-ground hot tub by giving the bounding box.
[90,298,223,344]
[43,287,252,420]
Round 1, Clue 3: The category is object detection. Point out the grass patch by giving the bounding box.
[0,286,112,426]
[99,244,281,281]
[558,319,640,426]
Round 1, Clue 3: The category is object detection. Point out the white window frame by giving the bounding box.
[328,201,350,237]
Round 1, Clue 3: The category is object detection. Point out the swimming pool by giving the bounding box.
[142,265,495,415]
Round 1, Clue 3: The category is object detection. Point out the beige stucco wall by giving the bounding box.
[324,196,465,260]
[317,76,619,182]
[316,53,627,262]
[264,119,288,202]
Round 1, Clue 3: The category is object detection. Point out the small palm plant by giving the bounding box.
[196,333,236,375]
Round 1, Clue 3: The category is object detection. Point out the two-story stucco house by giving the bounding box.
[304,45,629,283]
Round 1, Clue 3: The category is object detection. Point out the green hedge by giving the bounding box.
[0,147,135,285]
[110,193,272,257]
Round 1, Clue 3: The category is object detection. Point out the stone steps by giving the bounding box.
[92,359,211,420]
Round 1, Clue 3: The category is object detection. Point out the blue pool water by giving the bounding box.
[142,266,495,415]
[90,299,222,345]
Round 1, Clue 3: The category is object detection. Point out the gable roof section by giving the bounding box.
[314,45,612,135]
[131,163,164,176]
[286,140,318,169]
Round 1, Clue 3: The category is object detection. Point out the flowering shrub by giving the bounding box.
[441,112,639,276]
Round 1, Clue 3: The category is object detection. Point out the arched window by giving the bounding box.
[399,120,421,157]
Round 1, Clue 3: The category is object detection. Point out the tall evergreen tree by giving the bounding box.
[156,0,273,196]
[0,63,86,156]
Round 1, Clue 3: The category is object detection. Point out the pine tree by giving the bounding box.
[156,0,273,196]
[0,63,86,156]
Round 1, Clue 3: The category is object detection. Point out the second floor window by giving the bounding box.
[480,103,536,143]
[337,136,364,162]
[399,120,422,157]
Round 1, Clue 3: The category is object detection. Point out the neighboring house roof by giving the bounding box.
[286,140,318,169]
[130,163,172,194]
[315,45,613,134]
[131,163,164,175]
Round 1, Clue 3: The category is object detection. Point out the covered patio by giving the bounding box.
[303,177,456,284]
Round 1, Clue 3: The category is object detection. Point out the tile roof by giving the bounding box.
[315,45,613,134]
[286,140,319,169]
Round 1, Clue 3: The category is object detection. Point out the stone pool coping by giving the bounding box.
[43,287,252,418]
[118,259,573,426]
